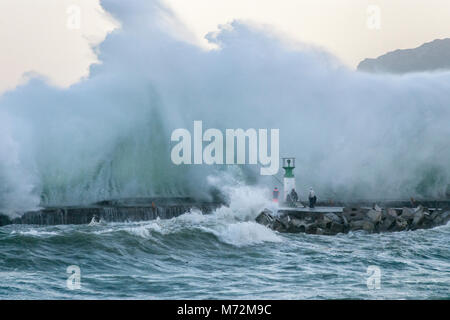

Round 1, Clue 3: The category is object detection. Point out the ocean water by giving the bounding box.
[1,196,449,300]
[1,0,450,300]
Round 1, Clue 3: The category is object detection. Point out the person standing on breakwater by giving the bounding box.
[290,189,299,203]
[272,187,280,202]
[308,187,317,208]
[285,189,298,207]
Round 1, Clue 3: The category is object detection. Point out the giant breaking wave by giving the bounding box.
[1,0,450,217]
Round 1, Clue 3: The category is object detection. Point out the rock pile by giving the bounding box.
[255,206,450,235]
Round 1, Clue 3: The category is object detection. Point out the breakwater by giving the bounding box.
[2,197,450,234]
[256,203,450,235]
[0,197,223,226]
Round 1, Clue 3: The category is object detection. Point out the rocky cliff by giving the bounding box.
[358,39,450,74]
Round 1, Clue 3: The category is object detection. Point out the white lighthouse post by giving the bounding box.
[282,157,296,201]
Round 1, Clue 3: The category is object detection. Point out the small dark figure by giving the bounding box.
[286,193,293,206]
[290,189,299,203]
[308,187,317,208]
[152,201,158,217]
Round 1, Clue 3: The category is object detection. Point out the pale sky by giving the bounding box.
[1,0,450,93]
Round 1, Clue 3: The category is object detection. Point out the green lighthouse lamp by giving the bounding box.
[282,157,296,201]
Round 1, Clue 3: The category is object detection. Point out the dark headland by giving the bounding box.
[357,38,450,74]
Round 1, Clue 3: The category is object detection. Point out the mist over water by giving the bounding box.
[0,0,450,216]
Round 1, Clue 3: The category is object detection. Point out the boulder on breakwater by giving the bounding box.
[255,205,450,235]
[0,197,223,226]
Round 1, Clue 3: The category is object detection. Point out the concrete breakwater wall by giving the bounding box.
[256,206,450,235]
[0,198,223,226]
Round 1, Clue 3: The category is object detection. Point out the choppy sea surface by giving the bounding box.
[1,198,449,300]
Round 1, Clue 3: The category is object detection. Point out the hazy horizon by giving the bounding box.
[1,0,450,93]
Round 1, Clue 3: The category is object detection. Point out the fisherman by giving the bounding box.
[286,193,293,207]
[308,187,317,208]
[272,187,280,202]
[290,189,299,203]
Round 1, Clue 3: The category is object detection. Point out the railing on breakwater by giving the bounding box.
[314,199,450,209]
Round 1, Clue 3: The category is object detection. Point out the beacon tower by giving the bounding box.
[282,157,296,201]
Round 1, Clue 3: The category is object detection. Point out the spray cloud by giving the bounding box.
[0,0,449,216]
